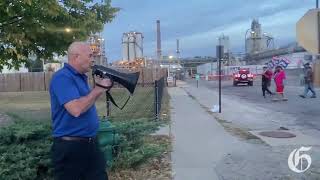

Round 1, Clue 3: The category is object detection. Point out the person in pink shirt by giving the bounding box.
[273,66,288,101]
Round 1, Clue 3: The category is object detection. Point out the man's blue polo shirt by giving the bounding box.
[49,63,99,137]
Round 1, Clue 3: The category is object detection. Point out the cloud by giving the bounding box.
[158,4,312,57]
[104,0,314,61]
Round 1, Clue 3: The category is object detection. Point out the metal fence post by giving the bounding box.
[154,80,159,120]
[19,73,22,92]
[142,68,145,87]
[43,72,46,91]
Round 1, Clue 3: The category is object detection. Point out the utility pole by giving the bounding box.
[317,0,320,87]
[216,45,224,113]
[176,39,180,64]
[156,20,162,63]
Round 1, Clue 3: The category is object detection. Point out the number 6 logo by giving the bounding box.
[288,146,312,173]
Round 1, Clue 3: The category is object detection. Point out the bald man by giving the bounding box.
[49,42,111,180]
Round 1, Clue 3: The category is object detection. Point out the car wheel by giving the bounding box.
[249,82,253,86]
[233,81,237,86]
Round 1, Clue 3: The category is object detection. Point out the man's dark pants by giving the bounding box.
[304,82,316,97]
[51,137,108,180]
[262,81,272,97]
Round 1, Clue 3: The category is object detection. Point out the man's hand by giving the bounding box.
[94,76,112,91]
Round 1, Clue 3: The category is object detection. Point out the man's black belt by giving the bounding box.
[55,136,97,143]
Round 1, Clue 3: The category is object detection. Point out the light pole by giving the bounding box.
[263,33,275,49]
[169,55,174,76]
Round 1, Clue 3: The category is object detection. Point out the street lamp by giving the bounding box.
[64,28,75,39]
[65,28,72,33]
[263,32,275,49]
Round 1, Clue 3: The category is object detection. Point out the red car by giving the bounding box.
[233,68,254,86]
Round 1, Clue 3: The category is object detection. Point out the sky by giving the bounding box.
[103,0,315,62]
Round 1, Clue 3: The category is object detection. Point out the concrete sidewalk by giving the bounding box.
[169,85,250,180]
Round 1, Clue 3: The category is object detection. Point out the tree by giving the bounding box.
[0,0,119,70]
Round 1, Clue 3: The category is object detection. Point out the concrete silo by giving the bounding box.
[122,32,144,61]
[122,34,129,61]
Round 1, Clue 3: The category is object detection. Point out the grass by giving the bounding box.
[0,87,157,123]
[0,92,51,122]
[97,87,156,121]
[159,87,171,123]
[214,116,262,142]
[109,135,172,180]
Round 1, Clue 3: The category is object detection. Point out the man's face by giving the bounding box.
[77,45,94,73]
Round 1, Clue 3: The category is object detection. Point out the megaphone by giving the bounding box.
[92,65,140,94]
[91,65,140,109]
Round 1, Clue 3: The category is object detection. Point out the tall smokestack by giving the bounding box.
[176,39,180,58]
[156,20,162,61]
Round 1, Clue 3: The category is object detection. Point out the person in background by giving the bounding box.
[262,66,274,98]
[299,63,317,98]
[273,66,287,101]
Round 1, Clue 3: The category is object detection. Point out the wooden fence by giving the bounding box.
[0,68,167,92]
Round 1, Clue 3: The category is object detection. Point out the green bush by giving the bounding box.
[0,117,167,179]
[110,118,166,170]
[113,143,165,169]
[0,120,53,180]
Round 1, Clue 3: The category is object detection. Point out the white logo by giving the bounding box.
[288,146,312,173]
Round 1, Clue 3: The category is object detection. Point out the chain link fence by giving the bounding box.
[96,79,167,122]
[93,67,168,122]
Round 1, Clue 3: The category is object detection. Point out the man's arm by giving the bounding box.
[64,87,104,117]
[64,78,111,117]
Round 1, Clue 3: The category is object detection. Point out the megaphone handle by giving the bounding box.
[96,83,113,89]
[95,77,114,89]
